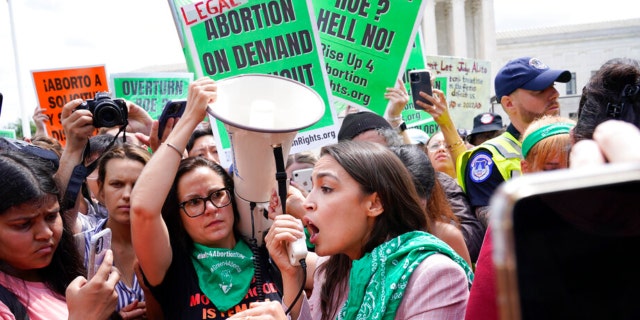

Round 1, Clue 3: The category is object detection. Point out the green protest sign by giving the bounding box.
[110,73,194,120]
[0,129,16,139]
[427,55,492,131]
[168,0,337,167]
[312,0,426,115]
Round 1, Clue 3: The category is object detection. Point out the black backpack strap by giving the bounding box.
[0,284,30,320]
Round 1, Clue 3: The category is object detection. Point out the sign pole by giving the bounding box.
[7,0,31,139]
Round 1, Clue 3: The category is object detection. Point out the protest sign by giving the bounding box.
[110,73,193,120]
[312,0,426,116]
[167,0,337,167]
[31,65,109,145]
[0,129,16,139]
[427,56,492,131]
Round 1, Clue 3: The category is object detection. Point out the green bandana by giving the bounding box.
[338,231,474,320]
[191,239,255,312]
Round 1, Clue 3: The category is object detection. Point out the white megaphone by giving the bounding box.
[207,74,324,246]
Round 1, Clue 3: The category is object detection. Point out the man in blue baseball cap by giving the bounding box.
[457,57,571,230]
[461,57,571,320]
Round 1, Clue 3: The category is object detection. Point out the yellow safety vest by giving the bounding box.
[456,131,523,193]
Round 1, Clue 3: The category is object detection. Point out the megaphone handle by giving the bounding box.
[273,146,288,216]
[205,105,215,117]
[248,202,265,302]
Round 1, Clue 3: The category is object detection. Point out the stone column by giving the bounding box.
[451,0,468,57]
[480,0,496,61]
[422,0,438,55]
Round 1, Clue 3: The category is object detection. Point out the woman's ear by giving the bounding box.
[365,192,384,217]
[521,159,530,174]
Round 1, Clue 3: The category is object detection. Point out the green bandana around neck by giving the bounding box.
[191,239,255,312]
[338,231,474,320]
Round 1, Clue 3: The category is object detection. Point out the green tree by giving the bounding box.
[1,118,35,140]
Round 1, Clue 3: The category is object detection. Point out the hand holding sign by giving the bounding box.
[32,106,50,138]
[384,78,409,120]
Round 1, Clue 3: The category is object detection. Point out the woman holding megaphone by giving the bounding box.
[130,77,310,320]
[247,141,473,320]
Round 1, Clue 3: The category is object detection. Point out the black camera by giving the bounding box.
[78,92,128,128]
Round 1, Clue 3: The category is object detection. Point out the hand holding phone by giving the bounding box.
[492,163,640,320]
[87,228,112,279]
[157,99,187,140]
[409,69,433,110]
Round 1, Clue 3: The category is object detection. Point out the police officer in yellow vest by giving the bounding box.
[456,57,571,232]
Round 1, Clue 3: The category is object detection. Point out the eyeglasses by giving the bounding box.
[179,188,232,218]
[427,141,447,152]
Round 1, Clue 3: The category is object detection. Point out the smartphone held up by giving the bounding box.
[291,168,313,194]
[87,228,112,279]
[409,69,433,110]
[157,99,187,139]
[491,163,640,320]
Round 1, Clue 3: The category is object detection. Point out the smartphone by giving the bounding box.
[408,69,433,109]
[157,99,187,139]
[87,228,112,279]
[292,168,313,193]
[491,163,640,320]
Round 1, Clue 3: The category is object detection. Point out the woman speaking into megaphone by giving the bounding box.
[130,78,310,320]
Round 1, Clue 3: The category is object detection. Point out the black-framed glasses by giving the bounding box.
[179,188,232,218]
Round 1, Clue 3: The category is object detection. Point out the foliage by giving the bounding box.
[1,118,35,140]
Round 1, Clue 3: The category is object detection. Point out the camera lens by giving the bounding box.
[94,102,125,127]
[410,73,420,82]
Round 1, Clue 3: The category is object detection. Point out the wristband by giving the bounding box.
[164,142,184,157]
[446,139,465,150]
[386,115,403,123]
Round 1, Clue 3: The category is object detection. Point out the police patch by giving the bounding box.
[469,153,493,183]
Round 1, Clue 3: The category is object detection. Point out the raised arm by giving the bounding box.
[32,106,50,138]
[55,99,94,196]
[129,78,217,285]
[384,78,412,145]
[418,89,467,165]
[55,100,97,233]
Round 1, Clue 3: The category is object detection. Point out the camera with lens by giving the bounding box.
[77,92,128,128]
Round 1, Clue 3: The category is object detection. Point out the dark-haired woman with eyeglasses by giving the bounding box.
[130,78,310,320]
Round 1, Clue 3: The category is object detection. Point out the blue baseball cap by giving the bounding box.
[495,57,571,102]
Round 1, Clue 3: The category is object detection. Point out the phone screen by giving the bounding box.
[512,180,640,319]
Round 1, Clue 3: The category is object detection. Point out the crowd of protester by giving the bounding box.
[0,56,638,319]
